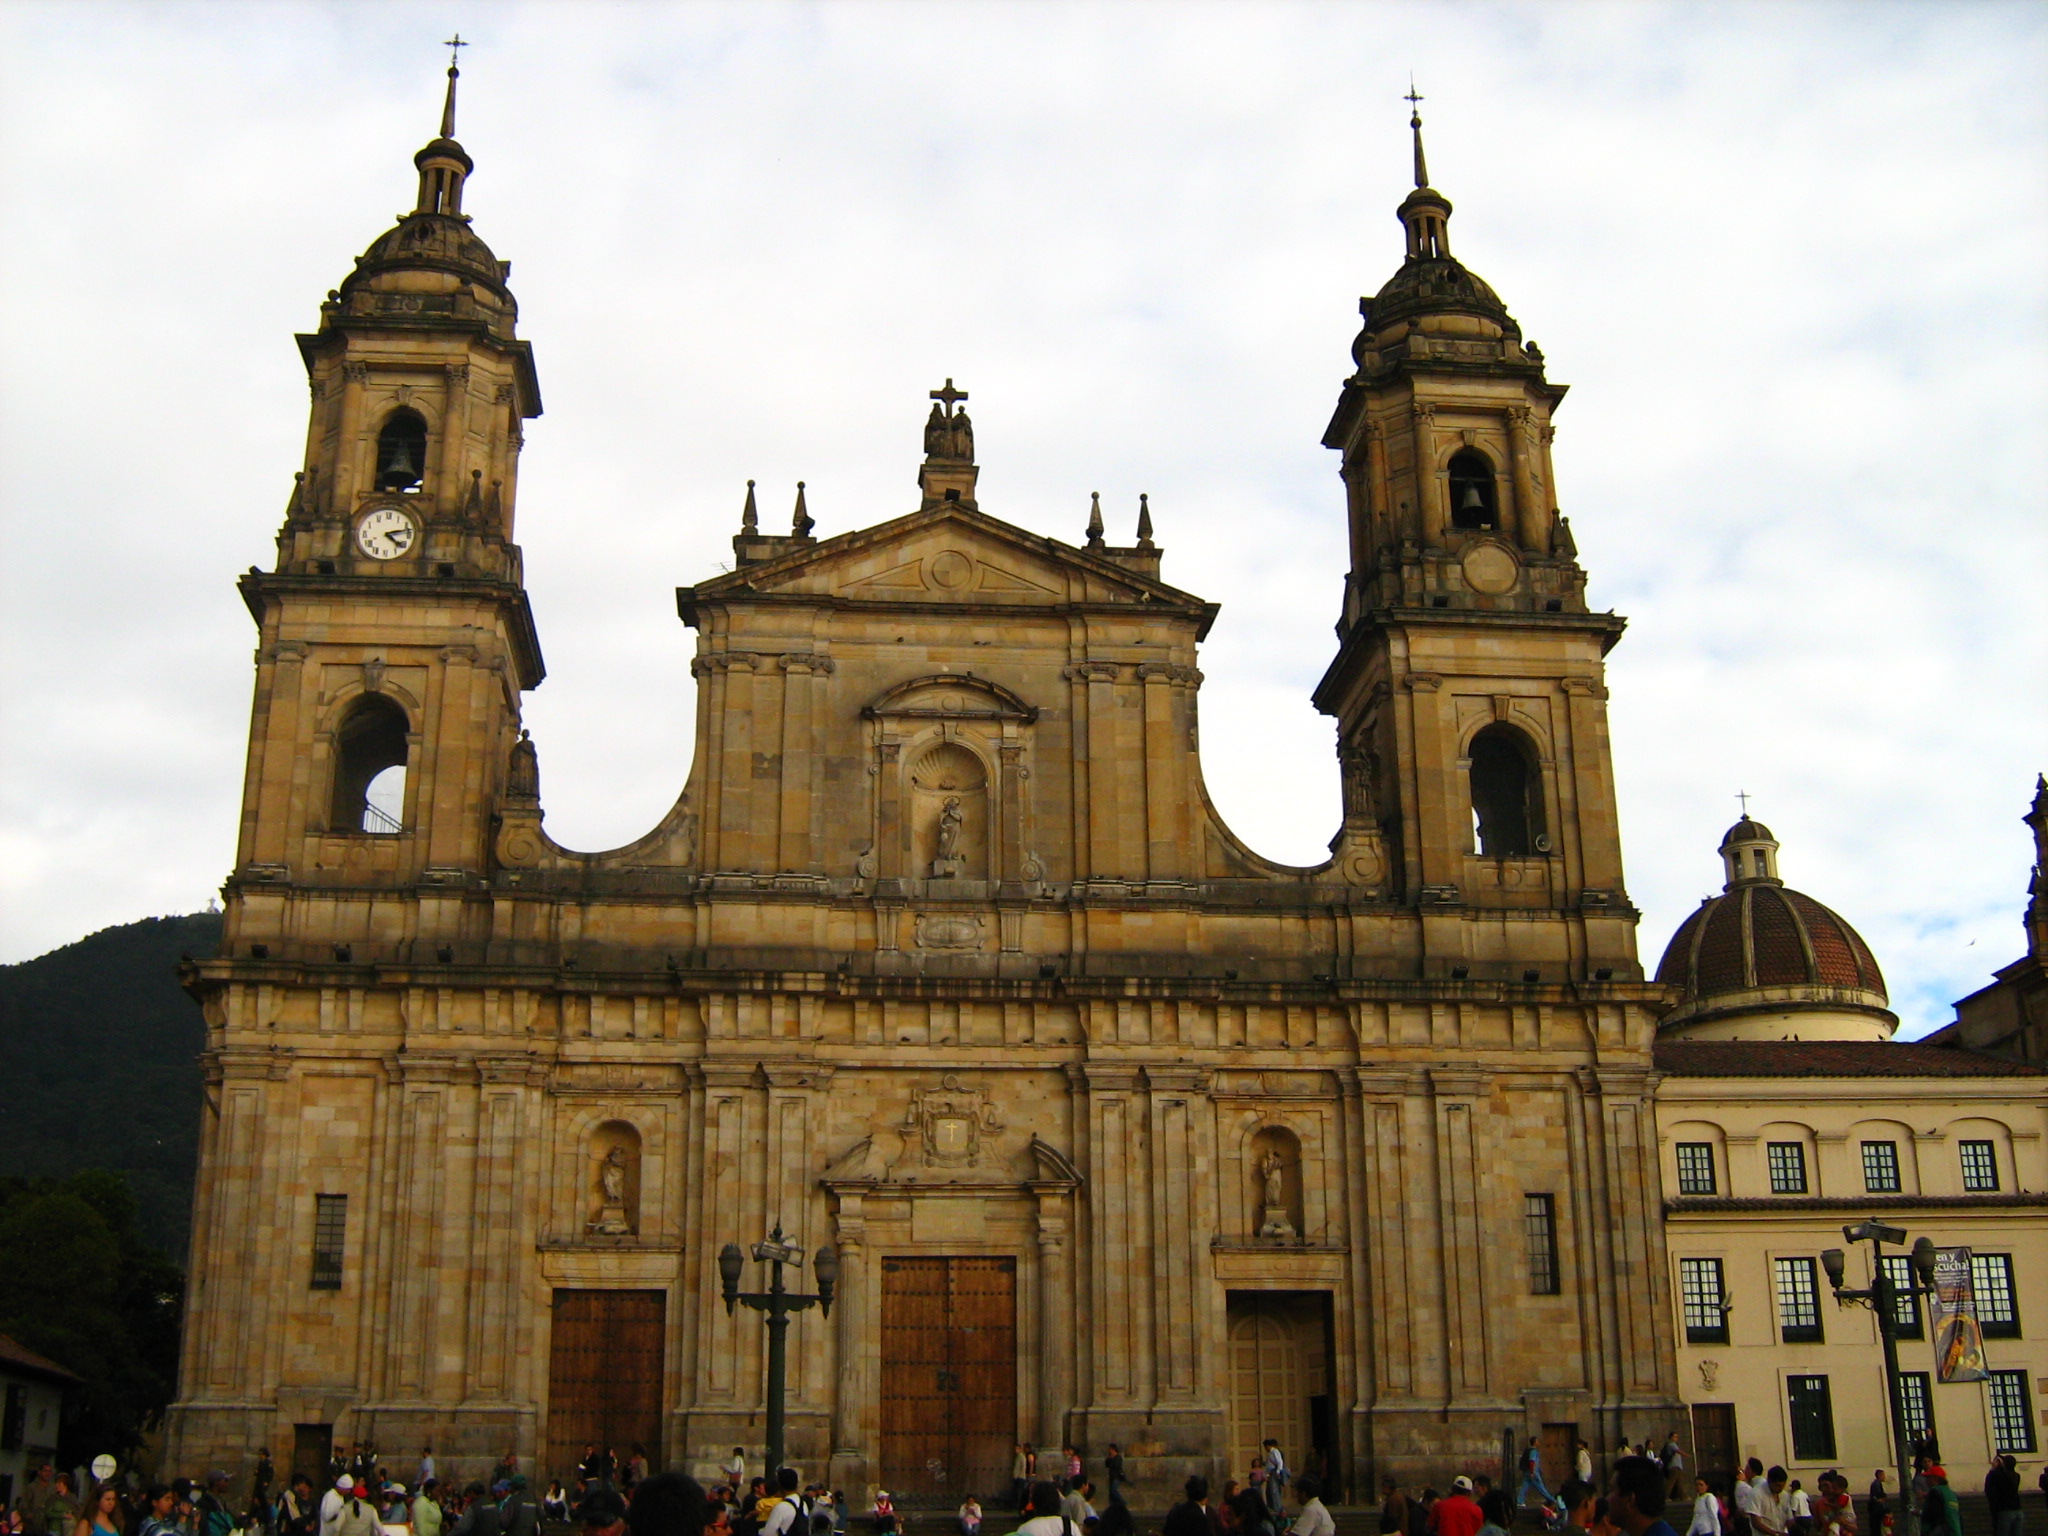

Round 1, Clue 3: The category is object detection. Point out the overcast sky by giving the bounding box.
[2,1,2043,1036]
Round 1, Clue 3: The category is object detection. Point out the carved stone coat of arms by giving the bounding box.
[904,1074,1003,1167]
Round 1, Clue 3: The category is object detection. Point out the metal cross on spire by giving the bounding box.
[445,33,469,70]
[1405,76,1430,188]
[930,378,969,415]
[1736,790,1752,817]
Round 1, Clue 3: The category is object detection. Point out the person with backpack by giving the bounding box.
[759,1470,803,1536]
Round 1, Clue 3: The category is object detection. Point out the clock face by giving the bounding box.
[355,505,419,561]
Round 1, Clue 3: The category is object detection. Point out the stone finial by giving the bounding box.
[1136,493,1155,550]
[1086,492,1105,550]
[793,481,813,538]
[741,479,758,533]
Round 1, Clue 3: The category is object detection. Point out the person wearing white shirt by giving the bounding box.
[1292,1478,1336,1536]
[761,1472,804,1536]
[1686,1478,1720,1536]
[1576,1445,1594,1486]
[320,1477,354,1536]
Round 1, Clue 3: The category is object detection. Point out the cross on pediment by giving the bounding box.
[930,378,968,415]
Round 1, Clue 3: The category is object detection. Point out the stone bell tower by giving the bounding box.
[229,52,543,935]
[1313,96,1638,982]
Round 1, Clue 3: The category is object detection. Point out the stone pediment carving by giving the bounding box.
[864,673,1037,723]
[678,506,1216,623]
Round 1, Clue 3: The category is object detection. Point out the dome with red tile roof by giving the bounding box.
[1655,819,1894,1041]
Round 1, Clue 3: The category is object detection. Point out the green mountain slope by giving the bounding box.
[0,912,221,1256]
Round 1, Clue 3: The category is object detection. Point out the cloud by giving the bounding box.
[2,0,2042,1037]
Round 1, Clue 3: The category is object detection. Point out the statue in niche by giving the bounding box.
[912,741,986,880]
[589,1144,633,1236]
[1256,1145,1297,1241]
[932,795,965,878]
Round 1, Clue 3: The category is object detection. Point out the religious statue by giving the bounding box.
[931,795,965,878]
[923,397,975,462]
[589,1145,633,1236]
[1256,1149,1296,1241]
[508,729,540,800]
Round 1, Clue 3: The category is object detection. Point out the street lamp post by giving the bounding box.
[719,1225,838,1483]
[1821,1223,1940,1536]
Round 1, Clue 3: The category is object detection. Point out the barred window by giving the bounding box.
[1898,1372,1933,1445]
[1861,1140,1901,1192]
[1971,1253,2020,1338]
[1959,1140,1999,1192]
[1775,1256,1824,1343]
[311,1193,347,1291]
[1988,1371,2036,1454]
[1767,1142,1808,1194]
[1524,1194,1560,1295]
[1676,1142,1717,1195]
[1680,1257,1728,1345]
[1787,1374,1836,1461]
[1881,1254,1924,1339]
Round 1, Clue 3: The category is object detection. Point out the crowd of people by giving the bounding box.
[7,1438,2040,1536]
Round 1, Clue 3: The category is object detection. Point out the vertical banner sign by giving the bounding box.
[1929,1246,1988,1383]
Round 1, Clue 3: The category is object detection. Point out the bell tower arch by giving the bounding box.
[1313,98,1637,981]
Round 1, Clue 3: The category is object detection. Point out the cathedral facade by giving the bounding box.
[168,74,1684,1495]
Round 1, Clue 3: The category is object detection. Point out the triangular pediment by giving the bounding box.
[682,505,1212,619]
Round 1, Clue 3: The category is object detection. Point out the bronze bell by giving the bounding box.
[378,441,420,491]
[1459,483,1487,515]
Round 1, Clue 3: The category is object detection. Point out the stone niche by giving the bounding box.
[910,739,989,880]
[1247,1123,1304,1241]
[585,1119,642,1237]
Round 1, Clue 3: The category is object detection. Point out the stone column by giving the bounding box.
[385,1061,454,1398]
[875,738,904,882]
[1035,1203,1073,1449]
[1506,405,1545,554]
[1412,404,1445,547]
[1138,665,1184,881]
[997,741,1027,885]
[1429,1069,1492,1400]
[1077,663,1124,877]
[439,361,472,510]
[829,1194,871,1486]
[335,361,369,504]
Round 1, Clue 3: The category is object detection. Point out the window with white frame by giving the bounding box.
[1959,1139,1999,1191]
[1881,1254,1924,1339]
[1988,1371,2036,1454]
[1775,1256,1824,1343]
[1767,1142,1808,1194]
[1680,1257,1728,1345]
[1898,1371,1934,1446]
[1676,1142,1717,1195]
[1971,1253,2020,1339]
[1861,1140,1902,1192]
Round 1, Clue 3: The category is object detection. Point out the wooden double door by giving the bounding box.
[879,1257,1018,1503]
[548,1289,667,1477]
